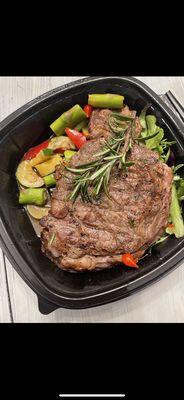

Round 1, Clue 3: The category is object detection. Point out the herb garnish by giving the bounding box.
[129,219,136,228]
[66,113,135,203]
[49,233,56,245]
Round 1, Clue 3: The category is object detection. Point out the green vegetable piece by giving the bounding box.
[140,107,164,150]
[146,115,157,132]
[173,175,181,181]
[139,106,174,161]
[177,179,184,199]
[164,148,170,163]
[134,129,160,142]
[43,173,56,187]
[19,188,47,206]
[75,119,88,131]
[88,94,124,109]
[146,127,164,149]
[50,105,87,136]
[43,148,54,156]
[170,183,184,238]
[173,164,184,174]
[64,150,76,162]
[145,115,164,149]
[157,145,164,154]
[139,104,151,137]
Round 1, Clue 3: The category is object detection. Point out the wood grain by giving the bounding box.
[1,76,184,322]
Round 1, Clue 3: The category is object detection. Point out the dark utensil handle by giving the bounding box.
[167,90,184,113]
[165,91,184,123]
[38,296,59,315]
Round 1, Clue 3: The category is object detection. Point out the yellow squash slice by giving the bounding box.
[16,160,44,187]
[30,149,53,167]
[48,136,76,151]
[35,154,62,177]
[27,205,50,220]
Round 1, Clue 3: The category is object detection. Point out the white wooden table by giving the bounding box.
[1,76,184,323]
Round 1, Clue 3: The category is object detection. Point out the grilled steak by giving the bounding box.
[40,106,173,272]
[88,105,142,139]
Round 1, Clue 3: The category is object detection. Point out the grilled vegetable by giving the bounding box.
[140,107,175,160]
[145,115,164,149]
[74,119,88,132]
[43,173,56,187]
[16,160,44,188]
[170,183,184,238]
[64,150,76,162]
[139,104,151,137]
[65,128,87,149]
[83,104,93,118]
[23,139,50,160]
[35,154,62,177]
[140,112,164,149]
[27,205,50,219]
[30,149,53,167]
[177,179,184,199]
[50,105,87,136]
[43,148,54,156]
[88,94,124,109]
[19,188,47,206]
[82,126,90,137]
[48,136,76,151]
[121,253,139,268]
[27,138,75,165]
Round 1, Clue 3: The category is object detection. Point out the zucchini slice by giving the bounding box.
[16,160,44,188]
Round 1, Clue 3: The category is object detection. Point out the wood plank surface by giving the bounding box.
[1,76,184,322]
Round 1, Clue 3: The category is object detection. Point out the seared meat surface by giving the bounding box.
[40,106,173,271]
[88,105,142,139]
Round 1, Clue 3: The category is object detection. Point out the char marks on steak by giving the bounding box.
[40,106,173,271]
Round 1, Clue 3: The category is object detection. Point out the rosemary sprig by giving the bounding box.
[108,113,132,134]
[66,113,136,203]
[111,112,134,121]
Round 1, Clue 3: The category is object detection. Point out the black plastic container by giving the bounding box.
[1,76,184,315]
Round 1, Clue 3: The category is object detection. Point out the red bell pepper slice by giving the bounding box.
[121,253,139,268]
[83,104,93,118]
[65,128,87,149]
[23,139,50,160]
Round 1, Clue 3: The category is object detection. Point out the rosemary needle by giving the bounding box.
[49,233,56,246]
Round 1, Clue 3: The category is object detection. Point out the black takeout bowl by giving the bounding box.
[1,76,184,315]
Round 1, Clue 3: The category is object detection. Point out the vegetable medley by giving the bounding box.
[16,93,184,269]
